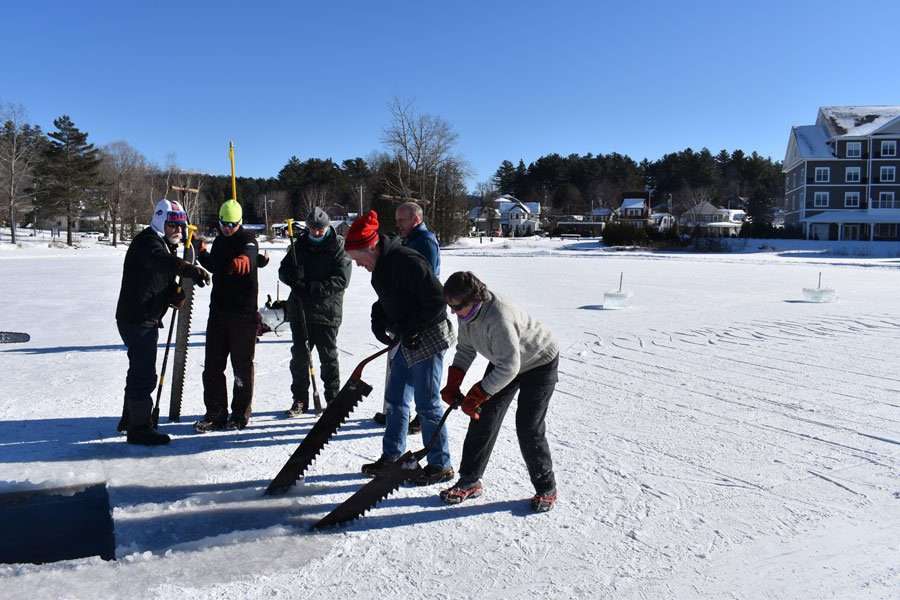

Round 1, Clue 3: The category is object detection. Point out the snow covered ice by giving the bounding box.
[1,235,899,599]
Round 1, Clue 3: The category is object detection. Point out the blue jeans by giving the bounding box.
[383,349,451,469]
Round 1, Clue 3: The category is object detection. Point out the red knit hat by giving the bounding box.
[345,210,380,250]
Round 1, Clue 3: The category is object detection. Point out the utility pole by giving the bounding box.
[263,193,269,238]
[358,184,363,215]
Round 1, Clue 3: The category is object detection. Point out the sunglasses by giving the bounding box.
[447,300,469,311]
[219,220,240,228]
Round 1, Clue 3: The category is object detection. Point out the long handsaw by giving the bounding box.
[265,344,394,495]
[168,223,199,422]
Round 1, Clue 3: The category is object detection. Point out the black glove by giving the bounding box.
[167,285,186,309]
[257,253,270,268]
[181,263,210,287]
[371,320,394,346]
[401,332,421,349]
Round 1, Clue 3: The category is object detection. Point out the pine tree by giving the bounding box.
[0,107,45,244]
[493,160,517,194]
[35,115,101,245]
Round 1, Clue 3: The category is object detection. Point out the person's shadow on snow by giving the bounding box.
[0,415,380,464]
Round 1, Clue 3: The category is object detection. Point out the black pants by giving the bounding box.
[459,355,558,495]
[202,312,257,422]
[289,320,341,403]
[117,321,159,430]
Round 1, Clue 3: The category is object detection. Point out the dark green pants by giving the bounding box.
[290,321,341,404]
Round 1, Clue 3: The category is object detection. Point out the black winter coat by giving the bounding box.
[198,227,260,317]
[278,228,352,327]
[115,227,183,326]
[370,234,446,340]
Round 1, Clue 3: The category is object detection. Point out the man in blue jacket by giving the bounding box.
[373,201,441,432]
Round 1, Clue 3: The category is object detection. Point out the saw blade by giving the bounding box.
[265,377,372,495]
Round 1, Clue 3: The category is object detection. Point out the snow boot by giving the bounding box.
[406,464,454,487]
[372,411,386,426]
[439,480,484,504]
[227,416,248,430]
[361,455,394,477]
[407,414,421,435]
[531,490,557,513]
[194,416,228,433]
[286,398,308,418]
[127,426,170,446]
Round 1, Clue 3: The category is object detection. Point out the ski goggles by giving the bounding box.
[219,219,240,229]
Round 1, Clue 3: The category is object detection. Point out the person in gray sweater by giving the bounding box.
[439,271,559,513]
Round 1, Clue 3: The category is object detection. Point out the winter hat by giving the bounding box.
[151,199,188,234]
[345,210,380,251]
[306,206,330,229]
[218,199,243,223]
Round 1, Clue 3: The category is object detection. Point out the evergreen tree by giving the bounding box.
[35,115,101,245]
[493,160,517,194]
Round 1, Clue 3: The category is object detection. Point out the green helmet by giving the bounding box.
[219,199,242,223]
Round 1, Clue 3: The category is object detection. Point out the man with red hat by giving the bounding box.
[344,210,455,485]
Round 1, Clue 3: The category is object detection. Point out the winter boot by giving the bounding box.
[372,412,386,426]
[127,426,171,446]
[194,416,228,433]
[407,414,421,435]
[361,455,394,477]
[227,416,248,430]
[531,490,557,513]
[406,464,455,487]
[116,404,129,433]
[439,480,484,504]
[285,398,308,418]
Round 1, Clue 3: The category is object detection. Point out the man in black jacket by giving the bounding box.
[194,199,268,432]
[115,199,209,445]
[278,207,351,416]
[344,210,455,486]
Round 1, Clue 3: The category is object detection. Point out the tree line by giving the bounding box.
[2,96,787,248]
[0,98,469,246]
[489,147,784,230]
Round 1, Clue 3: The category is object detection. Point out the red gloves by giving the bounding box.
[440,366,466,405]
[230,255,251,275]
[461,383,490,420]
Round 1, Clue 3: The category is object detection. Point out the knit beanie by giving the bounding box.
[345,210,380,251]
[306,206,331,229]
[150,199,188,235]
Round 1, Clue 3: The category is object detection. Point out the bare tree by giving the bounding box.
[381,98,459,221]
[99,141,147,246]
[0,103,44,244]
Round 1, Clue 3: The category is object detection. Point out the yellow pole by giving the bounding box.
[286,218,294,238]
[229,141,237,201]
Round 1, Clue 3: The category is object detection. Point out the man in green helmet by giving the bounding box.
[194,199,269,432]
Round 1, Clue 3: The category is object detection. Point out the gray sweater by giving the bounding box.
[451,292,558,395]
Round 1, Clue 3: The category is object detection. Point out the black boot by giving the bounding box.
[127,426,170,446]
[285,398,307,418]
[194,415,228,433]
[373,412,386,425]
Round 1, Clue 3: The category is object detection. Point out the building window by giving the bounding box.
[844,191,860,208]
[880,166,896,182]
[882,140,897,157]
[813,191,829,207]
[876,191,896,209]
[845,166,861,183]
[785,175,790,190]
[846,142,862,158]
[814,167,830,183]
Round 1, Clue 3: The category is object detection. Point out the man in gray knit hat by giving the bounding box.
[278,206,352,415]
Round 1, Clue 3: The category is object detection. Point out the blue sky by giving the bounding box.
[4,0,900,187]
